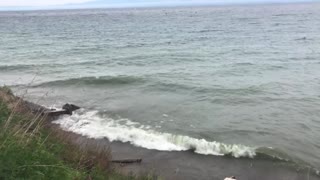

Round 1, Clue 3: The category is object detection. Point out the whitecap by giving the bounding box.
[53,110,256,158]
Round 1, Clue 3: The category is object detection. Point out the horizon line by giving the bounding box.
[0,1,318,12]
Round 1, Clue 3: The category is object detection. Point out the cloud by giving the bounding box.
[0,0,95,7]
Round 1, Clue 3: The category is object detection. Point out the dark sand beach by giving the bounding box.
[56,127,319,180]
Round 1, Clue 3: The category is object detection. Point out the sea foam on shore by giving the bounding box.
[53,109,256,158]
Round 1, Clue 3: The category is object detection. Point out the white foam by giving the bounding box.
[53,110,256,158]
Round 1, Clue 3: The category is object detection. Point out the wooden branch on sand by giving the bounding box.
[44,110,71,116]
[111,159,142,164]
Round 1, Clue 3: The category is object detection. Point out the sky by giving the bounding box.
[0,0,318,10]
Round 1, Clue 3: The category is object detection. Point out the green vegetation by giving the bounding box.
[0,88,155,180]
[0,85,13,95]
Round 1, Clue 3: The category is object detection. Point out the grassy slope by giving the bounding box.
[0,87,153,180]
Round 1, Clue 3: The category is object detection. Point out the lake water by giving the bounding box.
[1,3,320,172]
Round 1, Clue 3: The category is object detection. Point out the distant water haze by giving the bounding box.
[1,3,320,173]
[0,0,318,10]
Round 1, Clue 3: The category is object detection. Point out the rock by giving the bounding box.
[62,103,80,115]
[44,103,80,118]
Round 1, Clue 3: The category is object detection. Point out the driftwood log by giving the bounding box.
[44,103,80,117]
[111,159,142,164]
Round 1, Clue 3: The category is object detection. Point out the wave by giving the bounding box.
[0,61,113,72]
[233,62,255,66]
[0,63,71,71]
[53,109,256,158]
[51,109,320,176]
[0,64,36,71]
[33,76,144,87]
[273,14,295,17]
[190,29,223,33]
[32,75,264,98]
[151,81,263,96]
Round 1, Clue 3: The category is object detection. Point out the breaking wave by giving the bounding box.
[33,76,144,87]
[53,109,256,158]
[31,76,263,97]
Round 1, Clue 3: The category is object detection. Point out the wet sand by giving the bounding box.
[14,93,318,180]
[61,128,319,180]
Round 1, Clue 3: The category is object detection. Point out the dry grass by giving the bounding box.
[0,87,117,179]
[0,86,158,179]
[49,127,112,174]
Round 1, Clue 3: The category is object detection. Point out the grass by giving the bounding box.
[0,85,13,96]
[0,87,156,180]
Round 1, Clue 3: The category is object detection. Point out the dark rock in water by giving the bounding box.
[62,103,80,115]
[44,104,80,118]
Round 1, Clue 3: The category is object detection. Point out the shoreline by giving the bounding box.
[1,88,319,180]
[47,106,320,179]
[56,128,320,180]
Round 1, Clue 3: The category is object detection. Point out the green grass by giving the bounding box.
[0,86,13,96]
[0,100,84,179]
[0,92,156,180]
